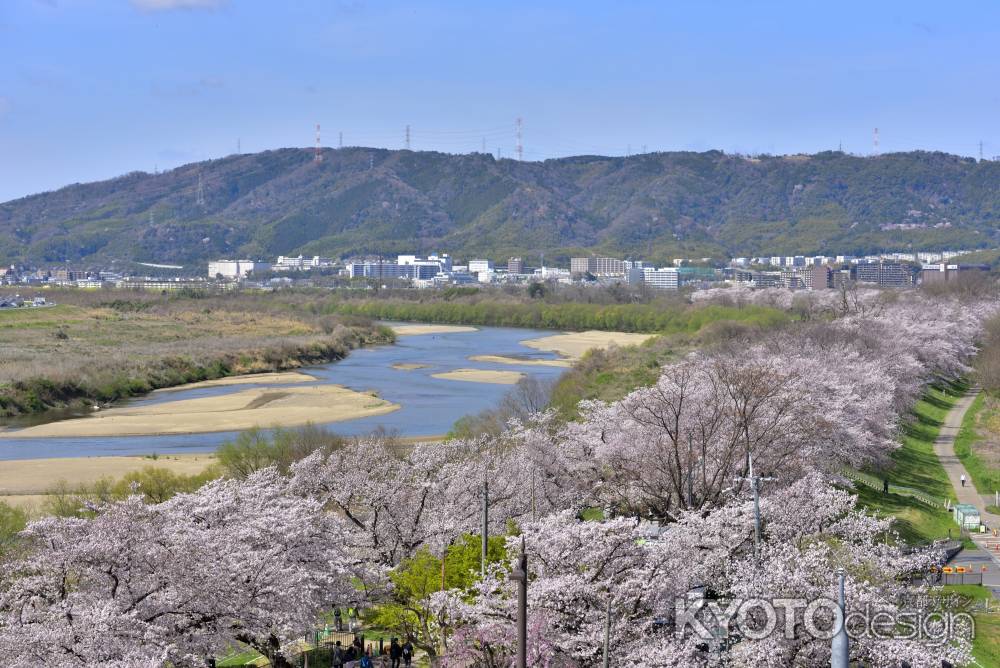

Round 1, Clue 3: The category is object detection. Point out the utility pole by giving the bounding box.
[735,452,776,556]
[481,480,489,578]
[509,539,528,668]
[831,569,849,668]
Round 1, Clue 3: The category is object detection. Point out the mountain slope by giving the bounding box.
[2,148,999,267]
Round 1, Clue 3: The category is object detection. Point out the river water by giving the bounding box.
[0,325,568,460]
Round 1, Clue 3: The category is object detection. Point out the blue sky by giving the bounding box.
[1,0,998,202]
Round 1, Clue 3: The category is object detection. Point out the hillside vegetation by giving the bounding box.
[3,148,1000,266]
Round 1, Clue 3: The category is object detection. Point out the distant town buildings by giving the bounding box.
[507,257,524,274]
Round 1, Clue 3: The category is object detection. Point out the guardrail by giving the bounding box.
[841,468,946,508]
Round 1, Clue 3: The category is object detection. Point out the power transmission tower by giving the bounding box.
[516,117,523,161]
[873,127,879,155]
[405,124,411,150]
[196,173,205,207]
[980,140,984,162]
[314,123,322,163]
[237,138,241,155]
[339,131,343,149]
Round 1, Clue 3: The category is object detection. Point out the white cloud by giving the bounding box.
[130,0,228,12]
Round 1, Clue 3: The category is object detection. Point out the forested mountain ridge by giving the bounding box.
[2,148,999,267]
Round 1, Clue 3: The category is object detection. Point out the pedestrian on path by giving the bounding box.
[961,474,967,487]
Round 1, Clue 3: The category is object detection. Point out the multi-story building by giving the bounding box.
[52,269,86,281]
[208,260,270,279]
[570,257,593,275]
[808,264,832,289]
[855,261,911,287]
[507,257,524,274]
[641,267,679,290]
[570,257,640,276]
[468,259,493,274]
[920,263,989,284]
[272,255,335,271]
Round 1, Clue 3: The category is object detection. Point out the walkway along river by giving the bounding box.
[0,325,569,461]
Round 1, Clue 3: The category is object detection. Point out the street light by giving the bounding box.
[831,568,849,668]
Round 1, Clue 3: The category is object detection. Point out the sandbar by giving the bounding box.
[520,330,655,359]
[468,354,572,368]
[0,453,216,497]
[431,368,525,385]
[391,324,478,336]
[0,385,399,439]
[154,371,315,392]
[392,362,430,371]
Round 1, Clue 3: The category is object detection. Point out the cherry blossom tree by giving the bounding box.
[0,469,364,668]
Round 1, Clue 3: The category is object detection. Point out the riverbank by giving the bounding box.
[0,291,394,418]
[520,330,656,359]
[0,385,399,439]
[325,297,790,334]
[0,453,217,507]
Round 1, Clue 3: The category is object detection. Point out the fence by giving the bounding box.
[842,468,946,508]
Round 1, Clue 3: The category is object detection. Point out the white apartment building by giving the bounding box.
[641,267,679,290]
[208,260,270,279]
[468,259,493,274]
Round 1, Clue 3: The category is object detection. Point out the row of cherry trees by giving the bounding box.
[0,291,993,667]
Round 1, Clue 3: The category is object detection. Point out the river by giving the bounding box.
[0,325,569,460]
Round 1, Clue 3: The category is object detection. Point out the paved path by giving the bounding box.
[934,387,1000,528]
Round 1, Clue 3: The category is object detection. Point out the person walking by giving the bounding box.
[401,638,413,667]
[961,473,967,487]
[389,638,402,668]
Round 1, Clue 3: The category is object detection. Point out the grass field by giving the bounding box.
[954,391,1000,497]
[939,585,1000,667]
[854,384,963,545]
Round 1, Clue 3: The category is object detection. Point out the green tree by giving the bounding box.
[365,533,507,661]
